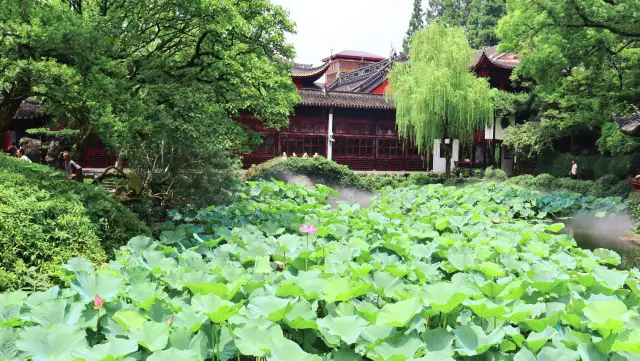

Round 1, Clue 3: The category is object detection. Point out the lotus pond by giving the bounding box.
[1,181,639,361]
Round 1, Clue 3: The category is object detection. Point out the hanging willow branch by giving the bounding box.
[386,23,495,155]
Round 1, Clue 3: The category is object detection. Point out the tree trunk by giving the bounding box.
[115,154,125,170]
[444,142,452,178]
[0,96,26,134]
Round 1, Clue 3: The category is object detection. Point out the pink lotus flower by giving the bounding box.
[93,294,104,309]
[299,224,317,235]
[168,316,174,326]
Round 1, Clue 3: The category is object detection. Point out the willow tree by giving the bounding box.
[387,23,495,177]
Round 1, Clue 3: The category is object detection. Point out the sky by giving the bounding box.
[270,0,414,65]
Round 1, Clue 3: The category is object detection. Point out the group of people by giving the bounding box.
[5,142,83,181]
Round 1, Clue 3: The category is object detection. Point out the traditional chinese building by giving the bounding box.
[243,45,521,173]
[2,46,520,173]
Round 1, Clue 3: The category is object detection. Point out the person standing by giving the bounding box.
[570,160,578,179]
[16,149,31,163]
[63,151,83,181]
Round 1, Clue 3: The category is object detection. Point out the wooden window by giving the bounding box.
[334,138,373,156]
[378,139,403,157]
[251,135,276,155]
[281,135,326,155]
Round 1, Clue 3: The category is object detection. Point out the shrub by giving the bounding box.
[536,151,640,180]
[508,172,632,198]
[247,156,365,189]
[485,166,508,181]
[0,155,148,290]
[627,193,640,222]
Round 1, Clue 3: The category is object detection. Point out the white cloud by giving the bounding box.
[271,0,414,64]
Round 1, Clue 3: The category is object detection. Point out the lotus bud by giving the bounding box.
[168,316,174,326]
[93,294,104,309]
[292,153,297,157]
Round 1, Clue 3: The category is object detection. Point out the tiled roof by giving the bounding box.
[472,45,520,70]
[329,59,391,92]
[298,89,394,110]
[322,50,386,62]
[290,62,330,78]
[0,97,46,120]
[615,112,640,137]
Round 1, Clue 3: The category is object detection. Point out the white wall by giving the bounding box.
[432,139,460,173]
[501,145,514,177]
[485,116,515,141]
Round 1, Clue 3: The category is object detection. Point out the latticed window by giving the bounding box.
[251,135,276,154]
[334,138,374,156]
[281,135,326,155]
[377,139,402,156]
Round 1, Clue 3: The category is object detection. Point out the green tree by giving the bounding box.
[0,0,300,206]
[425,0,506,49]
[497,0,640,156]
[402,0,425,54]
[387,23,495,177]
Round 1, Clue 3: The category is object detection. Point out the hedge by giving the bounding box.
[245,156,449,192]
[0,155,148,290]
[507,173,633,198]
[535,151,640,180]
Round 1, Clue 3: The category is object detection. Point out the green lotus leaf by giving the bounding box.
[422,328,455,355]
[276,280,306,298]
[146,348,198,361]
[16,324,88,360]
[612,328,640,354]
[191,294,239,323]
[376,298,422,327]
[526,326,558,353]
[0,328,20,361]
[593,249,621,266]
[475,277,513,298]
[372,271,405,298]
[422,282,472,313]
[142,250,178,273]
[254,255,272,274]
[359,324,396,344]
[331,347,364,361]
[129,321,170,352]
[26,299,84,327]
[447,246,476,271]
[285,300,318,330]
[454,324,505,356]
[267,336,322,361]
[234,322,282,357]
[478,262,506,278]
[317,315,369,345]
[592,266,628,291]
[173,305,207,332]
[297,270,327,299]
[583,299,634,336]
[368,335,424,361]
[186,283,228,298]
[323,278,374,303]
[247,295,296,322]
[63,258,95,274]
[547,223,565,233]
[466,299,508,319]
[413,352,456,361]
[168,327,208,361]
[70,272,123,302]
[128,282,162,310]
[75,338,138,361]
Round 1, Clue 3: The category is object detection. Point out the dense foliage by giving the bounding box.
[387,23,495,177]
[0,155,148,291]
[497,0,640,156]
[403,0,425,53]
[535,152,640,180]
[425,0,506,49]
[508,174,633,198]
[0,0,300,207]
[0,181,635,360]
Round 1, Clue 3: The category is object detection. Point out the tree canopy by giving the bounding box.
[387,23,495,176]
[0,0,300,206]
[497,0,640,156]
[425,0,506,49]
[403,0,425,54]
